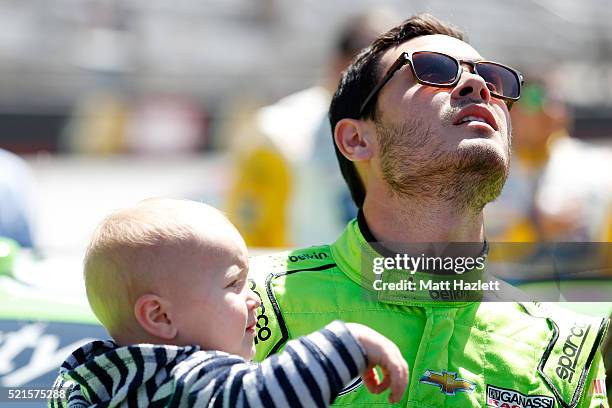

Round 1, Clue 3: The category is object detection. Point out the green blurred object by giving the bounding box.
[0,236,19,277]
[520,83,547,113]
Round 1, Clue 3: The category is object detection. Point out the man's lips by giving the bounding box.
[452,105,498,131]
[246,321,257,332]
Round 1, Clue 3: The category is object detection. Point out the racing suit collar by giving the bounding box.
[331,211,488,307]
[356,209,489,264]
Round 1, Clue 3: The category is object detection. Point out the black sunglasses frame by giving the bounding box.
[358,51,524,116]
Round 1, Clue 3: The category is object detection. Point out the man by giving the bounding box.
[251,14,609,407]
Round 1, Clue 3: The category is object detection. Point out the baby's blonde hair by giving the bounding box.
[84,199,227,338]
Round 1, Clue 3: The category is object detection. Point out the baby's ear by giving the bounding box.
[134,294,177,340]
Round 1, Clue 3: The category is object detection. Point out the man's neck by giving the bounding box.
[362,194,485,243]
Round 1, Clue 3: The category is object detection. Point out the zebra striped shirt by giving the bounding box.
[49,321,366,407]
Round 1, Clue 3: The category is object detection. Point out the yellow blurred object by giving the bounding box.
[602,206,612,276]
[227,147,291,247]
[487,218,539,263]
[604,207,612,242]
[62,93,128,154]
[495,217,538,243]
[514,146,549,169]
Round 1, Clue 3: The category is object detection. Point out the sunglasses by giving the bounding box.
[359,51,524,116]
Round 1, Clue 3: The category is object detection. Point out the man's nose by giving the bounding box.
[451,66,491,103]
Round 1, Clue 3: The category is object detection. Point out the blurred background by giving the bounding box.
[0,0,611,399]
[0,0,611,252]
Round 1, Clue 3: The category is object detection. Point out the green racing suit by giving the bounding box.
[250,215,609,407]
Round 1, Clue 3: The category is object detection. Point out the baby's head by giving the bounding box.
[84,199,260,359]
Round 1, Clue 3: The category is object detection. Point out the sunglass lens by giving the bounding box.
[412,52,458,85]
[477,63,520,99]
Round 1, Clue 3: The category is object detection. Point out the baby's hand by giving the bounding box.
[345,323,408,404]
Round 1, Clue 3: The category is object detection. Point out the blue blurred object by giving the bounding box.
[0,149,34,248]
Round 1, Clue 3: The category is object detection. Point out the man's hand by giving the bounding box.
[345,323,409,404]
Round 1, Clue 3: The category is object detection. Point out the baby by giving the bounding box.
[50,199,408,407]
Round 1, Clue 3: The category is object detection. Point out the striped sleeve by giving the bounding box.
[49,322,367,407]
[180,320,367,407]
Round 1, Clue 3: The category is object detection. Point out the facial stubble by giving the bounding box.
[376,116,510,212]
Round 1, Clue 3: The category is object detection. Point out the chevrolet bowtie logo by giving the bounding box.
[419,369,476,395]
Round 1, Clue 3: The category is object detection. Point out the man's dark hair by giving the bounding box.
[329,14,465,208]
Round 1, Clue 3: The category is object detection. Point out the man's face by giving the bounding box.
[370,34,512,208]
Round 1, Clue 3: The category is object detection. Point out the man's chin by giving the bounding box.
[454,138,509,173]
[448,141,509,209]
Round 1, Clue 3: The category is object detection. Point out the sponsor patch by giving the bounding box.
[590,379,606,396]
[288,252,328,263]
[249,279,271,344]
[486,384,554,408]
[419,369,475,395]
[555,321,589,384]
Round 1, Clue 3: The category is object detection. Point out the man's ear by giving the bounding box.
[134,294,177,340]
[334,118,374,162]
